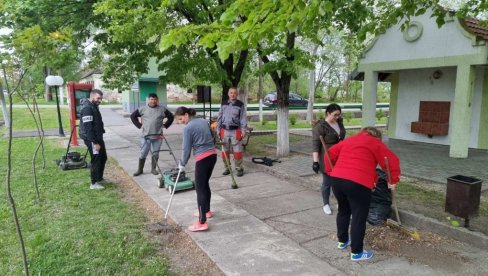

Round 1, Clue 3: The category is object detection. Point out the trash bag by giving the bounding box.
[367,168,392,226]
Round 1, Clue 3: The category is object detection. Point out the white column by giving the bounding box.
[450,64,475,158]
[362,70,378,128]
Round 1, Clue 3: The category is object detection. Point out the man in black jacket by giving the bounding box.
[79,89,107,190]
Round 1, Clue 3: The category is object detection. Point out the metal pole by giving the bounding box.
[54,86,65,137]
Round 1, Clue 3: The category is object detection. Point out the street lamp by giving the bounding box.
[45,75,65,137]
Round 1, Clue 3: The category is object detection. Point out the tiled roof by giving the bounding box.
[462,18,488,40]
[80,68,102,80]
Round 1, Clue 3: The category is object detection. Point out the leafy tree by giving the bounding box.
[208,0,486,155]
[93,0,249,100]
[0,0,96,100]
[209,0,382,156]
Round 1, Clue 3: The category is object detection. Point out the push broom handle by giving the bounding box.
[319,135,334,169]
[385,156,402,225]
[165,168,181,219]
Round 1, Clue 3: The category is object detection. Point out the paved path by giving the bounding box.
[287,129,488,191]
[30,106,488,275]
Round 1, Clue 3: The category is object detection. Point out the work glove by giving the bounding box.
[178,161,185,171]
[312,162,320,174]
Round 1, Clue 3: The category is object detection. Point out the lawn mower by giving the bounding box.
[149,133,194,192]
[56,126,88,170]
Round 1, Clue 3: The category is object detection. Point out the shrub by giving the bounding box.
[376,109,385,121]
[289,114,298,125]
[342,112,352,123]
[316,109,325,120]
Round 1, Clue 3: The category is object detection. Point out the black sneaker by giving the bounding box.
[222,169,230,175]
[236,169,244,177]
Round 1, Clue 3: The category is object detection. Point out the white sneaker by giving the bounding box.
[90,183,104,190]
[323,204,332,215]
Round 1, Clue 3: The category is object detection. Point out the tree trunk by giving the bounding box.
[238,83,248,113]
[306,69,315,124]
[0,76,11,128]
[221,82,230,103]
[276,107,290,156]
[258,58,263,123]
[219,50,249,103]
[6,92,30,276]
[259,32,295,157]
[44,67,52,102]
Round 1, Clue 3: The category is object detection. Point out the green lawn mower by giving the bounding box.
[154,134,194,192]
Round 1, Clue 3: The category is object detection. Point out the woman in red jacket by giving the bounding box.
[325,126,400,261]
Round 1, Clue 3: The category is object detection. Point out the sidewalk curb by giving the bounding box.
[399,209,488,250]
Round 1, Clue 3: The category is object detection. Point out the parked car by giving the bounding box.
[263,92,308,107]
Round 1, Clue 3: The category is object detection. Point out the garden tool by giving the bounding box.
[221,137,238,189]
[164,167,182,219]
[319,135,334,169]
[385,156,421,241]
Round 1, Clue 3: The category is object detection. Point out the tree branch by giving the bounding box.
[2,65,30,276]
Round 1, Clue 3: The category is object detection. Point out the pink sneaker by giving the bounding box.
[193,211,213,218]
[188,221,209,232]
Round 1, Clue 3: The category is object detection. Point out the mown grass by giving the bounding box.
[248,117,387,131]
[245,134,306,156]
[0,107,71,130]
[396,182,488,217]
[0,137,172,275]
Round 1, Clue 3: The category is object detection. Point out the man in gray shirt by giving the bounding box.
[217,87,247,177]
[130,93,174,176]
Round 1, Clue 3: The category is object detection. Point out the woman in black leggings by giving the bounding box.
[175,107,217,232]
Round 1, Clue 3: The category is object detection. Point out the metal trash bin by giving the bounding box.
[445,175,482,227]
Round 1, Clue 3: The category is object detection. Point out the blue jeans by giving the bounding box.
[321,173,331,205]
[139,137,162,160]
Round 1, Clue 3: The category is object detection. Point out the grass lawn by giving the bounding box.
[0,107,71,130]
[248,117,387,131]
[0,135,171,274]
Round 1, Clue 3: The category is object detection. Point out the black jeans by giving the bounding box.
[331,176,372,254]
[195,154,217,224]
[84,140,107,184]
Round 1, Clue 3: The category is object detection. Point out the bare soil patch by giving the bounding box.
[364,225,468,271]
[105,161,224,276]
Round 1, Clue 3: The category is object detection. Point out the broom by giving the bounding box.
[385,156,421,241]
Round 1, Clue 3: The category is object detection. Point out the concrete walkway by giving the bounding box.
[288,129,488,191]
[97,107,488,275]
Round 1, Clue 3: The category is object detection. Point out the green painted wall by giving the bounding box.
[388,73,399,137]
[479,69,488,149]
[139,81,158,100]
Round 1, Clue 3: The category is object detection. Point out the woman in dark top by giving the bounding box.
[311,103,346,215]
